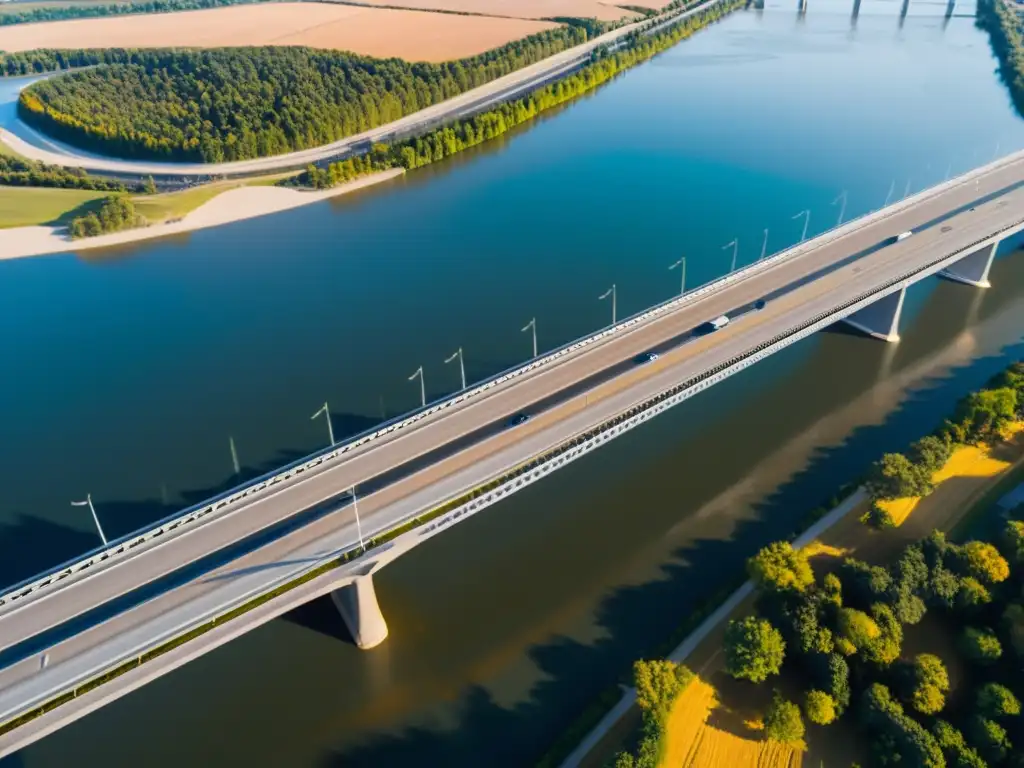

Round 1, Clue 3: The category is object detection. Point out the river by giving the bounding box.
[3,0,1024,764]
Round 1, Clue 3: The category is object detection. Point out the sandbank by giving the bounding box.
[0,169,405,261]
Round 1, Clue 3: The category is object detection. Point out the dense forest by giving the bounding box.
[297,0,741,188]
[977,0,1024,118]
[0,154,136,191]
[15,26,590,162]
[0,0,267,28]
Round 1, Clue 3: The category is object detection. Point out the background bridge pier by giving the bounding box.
[939,240,998,288]
[842,286,906,342]
[330,575,389,650]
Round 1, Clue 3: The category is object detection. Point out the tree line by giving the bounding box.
[68,196,146,238]
[296,0,741,189]
[0,0,268,28]
[0,154,139,192]
[15,26,591,163]
[977,0,1024,119]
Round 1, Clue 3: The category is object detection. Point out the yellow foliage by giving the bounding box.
[801,540,849,559]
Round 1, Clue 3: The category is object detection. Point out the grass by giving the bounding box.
[130,173,294,222]
[0,186,110,228]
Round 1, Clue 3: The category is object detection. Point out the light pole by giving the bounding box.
[944,161,952,181]
[833,190,847,226]
[71,493,108,545]
[669,257,686,296]
[722,239,738,272]
[760,229,769,261]
[311,402,335,446]
[409,366,426,408]
[884,178,895,207]
[229,435,240,475]
[792,209,810,243]
[902,178,911,200]
[351,485,365,551]
[521,318,538,358]
[599,285,617,325]
[445,347,467,391]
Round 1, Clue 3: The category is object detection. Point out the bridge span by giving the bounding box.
[1,151,1024,754]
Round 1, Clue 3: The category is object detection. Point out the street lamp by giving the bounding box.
[229,435,240,475]
[792,209,810,243]
[521,318,538,358]
[722,239,738,272]
[599,284,617,325]
[409,366,426,408]
[351,485,365,551]
[833,190,847,226]
[760,229,769,261]
[71,493,108,545]
[669,257,686,296]
[902,178,912,200]
[445,347,467,391]
[311,402,335,446]
[884,179,895,207]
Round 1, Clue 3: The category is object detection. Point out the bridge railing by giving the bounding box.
[2,146,1021,614]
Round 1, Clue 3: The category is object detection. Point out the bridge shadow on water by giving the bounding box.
[319,333,1024,767]
[0,411,383,592]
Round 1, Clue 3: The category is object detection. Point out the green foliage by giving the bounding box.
[969,716,1011,763]
[0,154,131,192]
[764,693,805,744]
[908,654,950,715]
[953,388,1018,444]
[961,627,1003,664]
[909,435,954,474]
[804,689,837,725]
[723,616,785,683]
[68,196,146,238]
[1003,603,1024,655]
[932,720,989,768]
[0,0,270,28]
[633,659,693,719]
[841,558,893,607]
[862,603,902,666]
[957,577,992,610]
[1001,520,1024,564]
[862,502,897,530]
[860,683,945,768]
[837,607,881,652]
[893,589,928,625]
[747,541,815,594]
[822,573,843,606]
[866,452,934,501]
[976,682,1021,718]
[961,541,1011,584]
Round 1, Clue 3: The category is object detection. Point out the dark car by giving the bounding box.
[507,413,530,427]
[754,299,767,311]
[633,351,659,365]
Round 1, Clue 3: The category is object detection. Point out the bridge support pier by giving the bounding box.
[940,240,998,288]
[843,286,906,343]
[331,575,389,650]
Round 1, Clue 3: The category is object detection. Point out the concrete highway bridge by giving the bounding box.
[0,151,1023,755]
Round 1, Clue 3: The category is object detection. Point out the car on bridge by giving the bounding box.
[633,352,659,365]
[506,413,531,427]
[706,315,730,332]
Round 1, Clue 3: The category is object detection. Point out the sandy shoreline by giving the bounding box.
[0,169,405,261]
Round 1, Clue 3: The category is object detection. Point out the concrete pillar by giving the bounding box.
[939,241,997,288]
[798,0,807,12]
[331,575,389,650]
[843,286,906,343]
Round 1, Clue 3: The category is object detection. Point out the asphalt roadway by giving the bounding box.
[0,0,713,178]
[1,157,1023,747]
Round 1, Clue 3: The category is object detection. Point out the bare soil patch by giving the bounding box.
[337,0,639,21]
[0,2,560,61]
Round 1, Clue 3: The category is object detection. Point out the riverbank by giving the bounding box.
[0,169,404,259]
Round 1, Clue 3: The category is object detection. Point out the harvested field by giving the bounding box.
[339,0,639,22]
[0,2,560,61]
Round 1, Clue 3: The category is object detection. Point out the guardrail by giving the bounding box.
[6,206,1018,735]
[2,134,1021,618]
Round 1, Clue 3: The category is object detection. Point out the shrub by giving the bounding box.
[748,542,814,594]
[764,693,805,744]
[961,627,1003,664]
[977,683,1021,718]
[862,503,897,530]
[724,617,785,683]
[804,690,837,725]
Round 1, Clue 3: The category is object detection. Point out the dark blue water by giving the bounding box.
[6,0,1024,764]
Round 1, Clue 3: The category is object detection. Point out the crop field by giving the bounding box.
[339,0,640,22]
[0,2,560,61]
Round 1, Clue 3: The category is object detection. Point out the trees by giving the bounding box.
[932,721,988,768]
[908,655,950,716]
[747,541,814,594]
[724,616,785,683]
[1001,520,1024,565]
[953,388,1018,443]
[68,196,146,238]
[633,659,692,719]
[866,452,934,500]
[804,690,837,725]
[961,627,1003,664]
[860,683,945,768]
[764,694,804,744]
[837,608,880,653]
[961,541,1010,585]
[969,717,1011,763]
[976,683,1021,718]
[909,435,953,474]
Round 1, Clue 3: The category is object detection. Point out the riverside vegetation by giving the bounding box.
[977,0,1024,117]
[297,0,741,189]
[67,196,146,238]
[11,27,591,162]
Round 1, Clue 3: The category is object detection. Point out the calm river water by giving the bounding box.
[4,0,1024,764]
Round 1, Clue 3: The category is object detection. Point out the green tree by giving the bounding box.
[970,716,1011,763]
[977,683,1021,718]
[804,690,837,725]
[932,720,988,768]
[837,607,880,652]
[909,435,953,474]
[747,541,814,594]
[866,452,934,500]
[724,616,785,683]
[633,659,692,719]
[1001,520,1024,565]
[764,693,804,744]
[957,577,992,610]
[143,175,157,195]
[962,541,1010,584]
[961,627,1003,664]
[822,573,842,606]
[1003,603,1024,655]
[909,654,949,715]
[954,388,1018,443]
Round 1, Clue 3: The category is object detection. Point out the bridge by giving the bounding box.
[1,151,1023,755]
